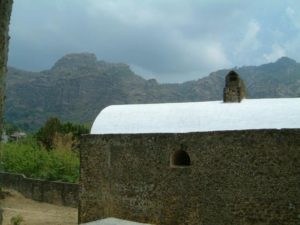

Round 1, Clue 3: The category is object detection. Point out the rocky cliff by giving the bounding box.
[5,53,300,130]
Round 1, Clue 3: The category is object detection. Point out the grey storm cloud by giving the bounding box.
[8,0,300,82]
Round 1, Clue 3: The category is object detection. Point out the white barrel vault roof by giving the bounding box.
[81,217,153,225]
[90,98,300,134]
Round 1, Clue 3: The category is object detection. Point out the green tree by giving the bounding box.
[36,117,89,150]
[35,117,62,150]
[60,122,89,149]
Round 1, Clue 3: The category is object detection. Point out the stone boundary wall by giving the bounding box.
[0,172,78,207]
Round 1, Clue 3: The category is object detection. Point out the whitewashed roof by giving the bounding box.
[81,218,153,225]
[91,98,300,134]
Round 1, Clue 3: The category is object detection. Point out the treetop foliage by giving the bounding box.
[35,117,89,150]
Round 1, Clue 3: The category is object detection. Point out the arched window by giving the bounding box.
[171,150,191,166]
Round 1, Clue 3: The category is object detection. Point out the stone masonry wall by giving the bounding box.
[223,71,246,103]
[0,0,13,134]
[79,129,300,225]
[0,172,78,207]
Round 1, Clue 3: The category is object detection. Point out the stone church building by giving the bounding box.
[79,71,300,225]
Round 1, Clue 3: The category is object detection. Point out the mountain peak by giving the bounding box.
[51,53,98,72]
[275,57,297,65]
[6,53,300,131]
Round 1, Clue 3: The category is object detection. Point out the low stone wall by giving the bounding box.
[0,172,78,207]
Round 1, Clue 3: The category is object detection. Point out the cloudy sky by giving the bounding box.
[8,0,300,82]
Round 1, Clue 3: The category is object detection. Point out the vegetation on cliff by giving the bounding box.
[5,53,300,131]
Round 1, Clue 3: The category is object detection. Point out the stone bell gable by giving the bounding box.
[223,70,246,103]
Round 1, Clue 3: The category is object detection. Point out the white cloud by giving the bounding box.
[130,64,158,80]
[8,0,300,82]
[286,6,300,29]
[204,43,231,69]
[236,20,261,54]
[84,0,191,28]
[263,44,286,62]
[286,6,295,18]
[130,35,232,82]
[157,31,233,81]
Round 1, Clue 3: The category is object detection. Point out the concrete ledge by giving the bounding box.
[81,217,154,225]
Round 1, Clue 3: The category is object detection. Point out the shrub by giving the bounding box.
[0,136,79,183]
[10,215,23,225]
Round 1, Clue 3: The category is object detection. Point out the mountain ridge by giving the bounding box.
[5,53,300,131]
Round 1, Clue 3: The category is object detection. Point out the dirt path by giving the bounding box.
[0,189,77,225]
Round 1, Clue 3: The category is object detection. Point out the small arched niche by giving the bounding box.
[228,71,238,82]
[230,76,237,82]
[171,150,191,167]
